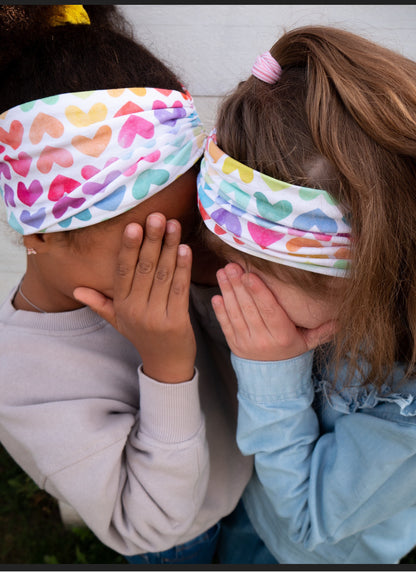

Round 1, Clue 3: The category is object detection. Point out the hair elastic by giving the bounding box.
[251,51,282,84]
[49,5,90,27]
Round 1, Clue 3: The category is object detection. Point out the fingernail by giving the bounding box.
[166,220,177,234]
[148,214,163,228]
[226,266,237,278]
[178,244,188,257]
[125,223,139,238]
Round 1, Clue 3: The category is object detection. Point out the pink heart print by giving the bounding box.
[118,115,155,148]
[81,157,119,180]
[247,221,285,248]
[123,150,161,177]
[0,120,24,150]
[0,162,11,180]
[37,146,74,174]
[0,86,204,235]
[17,180,43,206]
[5,152,32,177]
[48,175,81,201]
[114,101,144,118]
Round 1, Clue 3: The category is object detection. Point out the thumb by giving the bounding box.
[73,287,117,328]
[302,319,339,351]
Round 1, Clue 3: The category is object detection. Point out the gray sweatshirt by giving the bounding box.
[0,282,252,555]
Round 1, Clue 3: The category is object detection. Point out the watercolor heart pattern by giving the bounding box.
[0,87,204,234]
[197,130,351,275]
[222,156,254,184]
[65,103,108,127]
[0,120,24,150]
[17,180,43,207]
[293,208,338,234]
[37,146,74,174]
[118,115,154,148]
[254,192,293,222]
[0,162,11,180]
[4,152,32,177]
[52,195,86,219]
[114,102,144,118]
[211,208,242,237]
[3,184,16,207]
[29,113,64,144]
[72,125,112,157]
[94,185,126,211]
[153,101,187,127]
[82,170,121,196]
[20,207,46,229]
[132,168,170,199]
[247,222,285,248]
[48,175,80,201]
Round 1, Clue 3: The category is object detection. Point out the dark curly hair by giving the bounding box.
[0,5,184,113]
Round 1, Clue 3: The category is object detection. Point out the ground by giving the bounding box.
[0,444,415,565]
[0,445,125,565]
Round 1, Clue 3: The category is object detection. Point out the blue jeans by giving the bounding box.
[216,499,278,564]
[124,522,220,565]
[124,500,277,565]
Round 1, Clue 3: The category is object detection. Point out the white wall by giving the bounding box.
[119,4,416,129]
[0,4,415,301]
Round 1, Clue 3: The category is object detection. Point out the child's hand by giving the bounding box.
[74,214,196,384]
[212,263,337,362]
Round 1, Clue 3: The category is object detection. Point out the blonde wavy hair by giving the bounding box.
[208,25,416,390]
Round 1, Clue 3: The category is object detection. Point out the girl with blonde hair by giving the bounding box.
[198,25,416,564]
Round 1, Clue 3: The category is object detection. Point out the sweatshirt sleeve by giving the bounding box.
[233,351,416,551]
[0,366,209,555]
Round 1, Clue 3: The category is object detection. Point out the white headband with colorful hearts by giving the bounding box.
[197,131,351,276]
[0,87,205,234]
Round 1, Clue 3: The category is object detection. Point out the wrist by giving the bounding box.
[231,350,314,399]
[138,366,202,442]
[141,362,195,384]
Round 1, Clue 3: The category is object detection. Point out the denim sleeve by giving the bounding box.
[233,351,416,550]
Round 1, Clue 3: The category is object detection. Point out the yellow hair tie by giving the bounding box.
[50,5,90,27]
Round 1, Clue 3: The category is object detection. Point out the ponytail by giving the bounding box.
[216,25,416,388]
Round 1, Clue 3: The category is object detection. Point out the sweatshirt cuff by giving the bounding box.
[231,350,314,401]
[138,366,203,444]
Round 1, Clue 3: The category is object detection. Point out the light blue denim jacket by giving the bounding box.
[233,350,416,564]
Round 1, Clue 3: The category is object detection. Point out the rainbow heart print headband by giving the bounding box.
[196,48,351,278]
[0,87,205,234]
[197,131,351,277]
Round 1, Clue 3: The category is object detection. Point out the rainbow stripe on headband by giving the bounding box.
[197,131,351,277]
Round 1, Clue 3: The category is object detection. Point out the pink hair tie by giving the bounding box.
[251,51,282,84]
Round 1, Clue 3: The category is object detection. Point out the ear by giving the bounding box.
[23,232,66,254]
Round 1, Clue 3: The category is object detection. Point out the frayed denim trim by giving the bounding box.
[314,377,416,417]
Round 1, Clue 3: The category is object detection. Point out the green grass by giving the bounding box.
[0,445,126,565]
[1,443,416,565]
